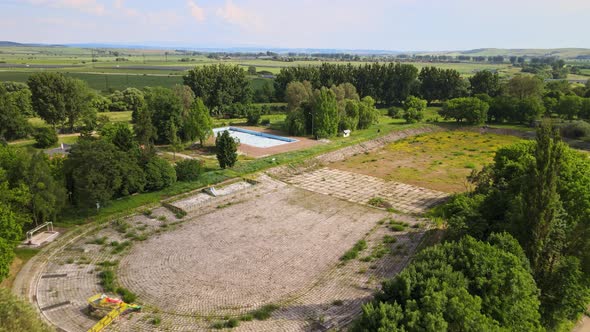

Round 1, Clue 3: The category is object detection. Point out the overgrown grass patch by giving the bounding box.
[341,240,368,261]
[331,130,522,193]
[251,304,280,320]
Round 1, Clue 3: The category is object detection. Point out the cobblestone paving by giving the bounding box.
[118,185,387,316]
[28,174,432,332]
[286,168,449,214]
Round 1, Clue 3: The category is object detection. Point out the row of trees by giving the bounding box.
[283,82,380,138]
[354,124,590,330]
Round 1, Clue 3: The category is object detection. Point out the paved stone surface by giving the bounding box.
[119,185,387,316]
[286,168,448,214]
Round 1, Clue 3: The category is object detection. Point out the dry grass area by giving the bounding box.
[330,131,522,193]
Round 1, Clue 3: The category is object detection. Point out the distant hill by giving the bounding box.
[416,48,590,59]
[0,41,589,59]
[0,41,64,48]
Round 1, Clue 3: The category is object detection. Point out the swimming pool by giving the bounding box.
[212,127,297,148]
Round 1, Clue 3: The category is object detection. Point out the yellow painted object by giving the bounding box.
[87,305,126,332]
[86,294,142,332]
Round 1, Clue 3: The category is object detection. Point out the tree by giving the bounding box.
[357,96,380,129]
[185,98,213,146]
[109,123,136,152]
[132,108,157,152]
[143,87,183,144]
[167,122,182,161]
[32,127,57,149]
[469,70,501,97]
[110,88,145,113]
[0,84,31,141]
[143,157,176,191]
[354,236,543,332]
[253,80,275,103]
[402,96,427,124]
[340,99,359,131]
[440,97,489,124]
[64,140,146,207]
[247,65,257,75]
[516,97,546,123]
[0,288,54,332]
[216,130,238,169]
[183,64,251,116]
[1,82,33,117]
[580,98,590,119]
[419,67,466,103]
[25,153,66,226]
[312,87,339,138]
[62,78,94,132]
[555,95,582,120]
[285,81,313,111]
[27,72,68,128]
[507,75,544,100]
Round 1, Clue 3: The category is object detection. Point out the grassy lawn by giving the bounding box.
[331,131,522,193]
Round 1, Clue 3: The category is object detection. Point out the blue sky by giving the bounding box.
[1,0,589,51]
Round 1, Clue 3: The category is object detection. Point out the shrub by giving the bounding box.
[33,127,58,148]
[560,120,590,139]
[388,106,404,119]
[251,304,279,320]
[341,240,368,261]
[367,197,392,209]
[116,287,137,303]
[99,270,116,292]
[144,157,177,191]
[175,159,203,181]
[260,118,270,126]
[246,108,262,125]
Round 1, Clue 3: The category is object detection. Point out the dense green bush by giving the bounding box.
[175,159,203,181]
[116,287,137,303]
[387,106,404,119]
[33,127,58,148]
[560,120,590,139]
[353,235,543,332]
[246,107,262,125]
[0,288,54,332]
[144,157,177,191]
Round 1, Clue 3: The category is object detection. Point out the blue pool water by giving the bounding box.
[212,127,297,148]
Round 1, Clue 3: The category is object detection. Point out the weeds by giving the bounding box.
[341,240,368,261]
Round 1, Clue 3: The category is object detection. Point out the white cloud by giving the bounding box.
[187,0,205,22]
[216,0,262,31]
[25,0,106,15]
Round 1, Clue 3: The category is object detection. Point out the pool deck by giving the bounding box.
[211,126,322,158]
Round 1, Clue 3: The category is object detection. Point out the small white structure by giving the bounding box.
[23,222,59,247]
[204,187,219,197]
[342,130,351,138]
